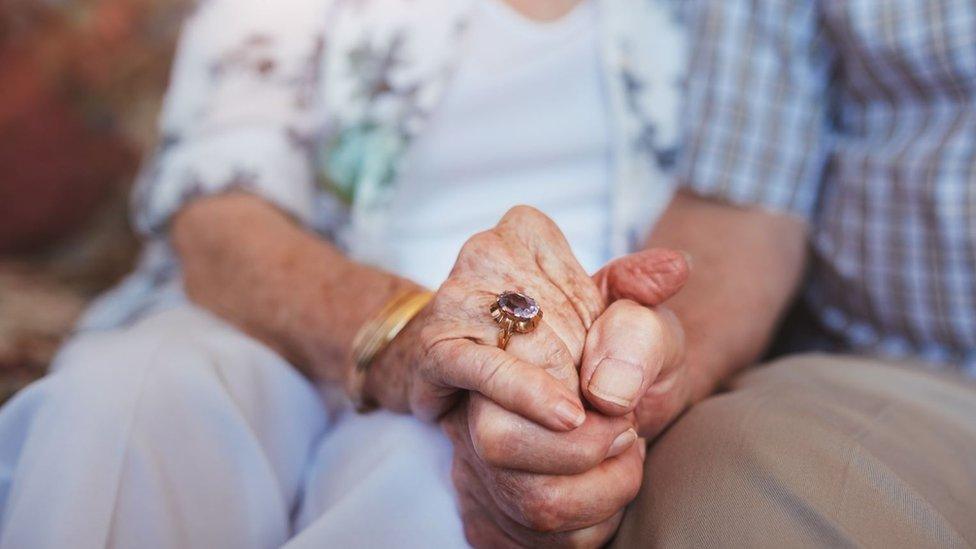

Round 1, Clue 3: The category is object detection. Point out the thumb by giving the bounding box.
[580,299,681,415]
[593,248,691,306]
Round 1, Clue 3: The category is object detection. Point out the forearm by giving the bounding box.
[172,193,423,386]
[646,190,809,402]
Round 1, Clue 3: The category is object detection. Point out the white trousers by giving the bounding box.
[0,305,468,548]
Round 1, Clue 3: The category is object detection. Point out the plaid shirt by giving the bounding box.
[679,0,976,373]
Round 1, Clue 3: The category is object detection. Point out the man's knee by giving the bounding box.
[614,354,976,548]
[614,371,815,547]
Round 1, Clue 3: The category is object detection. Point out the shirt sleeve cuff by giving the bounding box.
[131,127,316,237]
[675,144,826,221]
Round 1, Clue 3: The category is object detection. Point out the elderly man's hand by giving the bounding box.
[585,250,691,437]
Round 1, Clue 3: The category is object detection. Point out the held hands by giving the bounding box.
[367,205,606,430]
[368,206,689,547]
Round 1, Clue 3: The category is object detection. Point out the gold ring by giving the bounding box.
[490,290,542,350]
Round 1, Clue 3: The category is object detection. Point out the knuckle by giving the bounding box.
[542,340,573,371]
[564,423,616,471]
[459,230,498,256]
[450,459,466,489]
[573,438,606,469]
[417,325,441,356]
[481,354,516,395]
[612,300,659,330]
[421,338,452,378]
[458,292,492,321]
[501,205,558,235]
[521,372,550,402]
[470,410,513,467]
[516,481,566,533]
[642,307,667,334]
[504,204,541,221]
[461,523,489,549]
[564,527,612,549]
[523,371,568,411]
[659,307,685,348]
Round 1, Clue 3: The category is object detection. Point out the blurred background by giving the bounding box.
[0,0,190,402]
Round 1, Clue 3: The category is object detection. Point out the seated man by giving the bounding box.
[610,0,976,546]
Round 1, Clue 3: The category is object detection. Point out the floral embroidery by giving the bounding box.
[316,30,423,206]
[348,34,405,101]
[97,0,690,332]
[295,34,325,109]
[210,34,278,79]
[136,0,685,249]
[320,122,404,205]
[176,169,260,207]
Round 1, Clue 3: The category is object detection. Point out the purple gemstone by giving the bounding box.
[498,291,539,320]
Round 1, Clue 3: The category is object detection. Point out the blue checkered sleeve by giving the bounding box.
[676,0,836,220]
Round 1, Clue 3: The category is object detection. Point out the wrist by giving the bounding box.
[684,342,733,404]
[355,294,433,413]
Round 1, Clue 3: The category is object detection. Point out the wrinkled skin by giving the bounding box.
[587,251,690,438]
[375,206,691,547]
[370,205,605,431]
[442,400,645,548]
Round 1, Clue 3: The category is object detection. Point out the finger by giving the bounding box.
[447,416,532,547]
[634,364,691,439]
[468,393,637,475]
[593,248,690,306]
[430,339,586,431]
[558,510,625,548]
[445,399,637,547]
[532,285,590,361]
[481,495,626,548]
[452,452,525,548]
[505,319,578,392]
[497,205,606,330]
[480,488,625,549]
[445,274,586,367]
[457,450,621,549]
[487,441,646,533]
[580,300,684,415]
[535,247,606,331]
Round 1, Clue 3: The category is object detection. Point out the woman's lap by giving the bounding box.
[288,404,464,548]
[0,305,464,549]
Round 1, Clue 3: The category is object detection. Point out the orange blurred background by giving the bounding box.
[0,0,189,401]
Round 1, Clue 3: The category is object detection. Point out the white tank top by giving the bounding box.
[382,0,612,289]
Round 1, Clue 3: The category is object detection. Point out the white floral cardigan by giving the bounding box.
[85,0,686,330]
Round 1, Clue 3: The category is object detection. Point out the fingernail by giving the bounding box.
[588,358,644,407]
[680,251,693,269]
[555,400,586,428]
[638,437,648,460]
[607,428,638,458]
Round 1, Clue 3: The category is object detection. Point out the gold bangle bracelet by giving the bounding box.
[347,290,433,412]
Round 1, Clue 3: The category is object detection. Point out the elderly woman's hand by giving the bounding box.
[365,205,606,431]
[441,398,645,548]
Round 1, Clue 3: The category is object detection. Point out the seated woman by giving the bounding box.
[0,0,686,546]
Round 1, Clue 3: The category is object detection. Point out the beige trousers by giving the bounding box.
[613,354,976,548]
